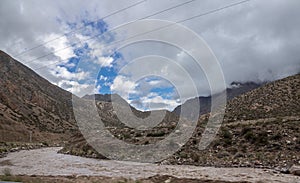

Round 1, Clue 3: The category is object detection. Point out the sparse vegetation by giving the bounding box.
[2,168,11,176]
[146,131,166,137]
[1,50,299,181]
[0,175,249,183]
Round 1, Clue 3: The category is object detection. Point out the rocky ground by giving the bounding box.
[0,175,252,183]
[0,141,63,158]
[59,74,300,172]
[59,116,300,171]
[1,147,299,183]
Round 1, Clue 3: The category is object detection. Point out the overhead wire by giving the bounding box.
[31,0,252,71]
[13,0,147,57]
[19,0,198,65]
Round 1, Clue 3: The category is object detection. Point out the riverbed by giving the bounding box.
[0,147,299,182]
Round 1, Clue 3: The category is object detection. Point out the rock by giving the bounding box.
[164,178,171,183]
[160,160,171,165]
[10,147,20,152]
[280,167,290,174]
[289,165,300,176]
[254,160,262,166]
[293,137,297,141]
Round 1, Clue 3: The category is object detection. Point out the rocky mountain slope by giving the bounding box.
[0,50,77,143]
[173,82,261,116]
[0,50,298,171]
[224,74,299,122]
[83,93,122,102]
[61,73,300,170]
[167,74,300,168]
[60,94,180,158]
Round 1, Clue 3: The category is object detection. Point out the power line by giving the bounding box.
[13,0,147,57]
[140,0,197,20]
[179,0,251,23]
[21,0,198,65]
[109,0,252,47]
[33,0,251,71]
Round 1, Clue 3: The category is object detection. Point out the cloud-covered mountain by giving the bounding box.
[172,81,262,116]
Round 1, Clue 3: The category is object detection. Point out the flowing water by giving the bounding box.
[0,147,299,182]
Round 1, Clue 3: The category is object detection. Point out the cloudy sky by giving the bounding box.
[0,0,299,111]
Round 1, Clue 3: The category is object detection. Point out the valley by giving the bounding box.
[0,50,299,182]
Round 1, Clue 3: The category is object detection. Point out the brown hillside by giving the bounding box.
[0,51,77,143]
[61,74,300,170]
[224,74,300,122]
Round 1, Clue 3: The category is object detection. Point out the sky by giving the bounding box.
[0,0,299,111]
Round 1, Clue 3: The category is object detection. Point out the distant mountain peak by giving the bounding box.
[82,93,123,103]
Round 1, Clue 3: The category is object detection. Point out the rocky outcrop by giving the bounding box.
[224,74,300,122]
[172,82,261,116]
[61,74,300,170]
[290,165,300,176]
[0,50,77,143]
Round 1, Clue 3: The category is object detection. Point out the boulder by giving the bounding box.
[289,165,300,176]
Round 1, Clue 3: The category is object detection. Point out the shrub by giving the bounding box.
[255,132,269,146]
[223,138,232,146]
[241,127,252,136]
[2,168,11,176]
[244,131,256,142]
[271,133,282,140]
[147,131,166,137]
[222,129,233,139]
[122,133,131,139]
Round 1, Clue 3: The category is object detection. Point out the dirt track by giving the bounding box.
[0,147,299,183]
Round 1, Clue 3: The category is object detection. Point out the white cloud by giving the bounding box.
[133,94,180,111]
[104,82,112,87]
[51,66,89,80]
[99,75,108,81]
[110,75,138,97]
[43,33,76,61]
[57,80,98,97]
[82,37,115,67]
[96,56,114,67]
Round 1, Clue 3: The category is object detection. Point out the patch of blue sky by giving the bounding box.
[57,16,124,95]
[95,49,124,93]
[60,43,90,72]
[150,87,175,99]
[96,67,117,94]
[128,80,176,101]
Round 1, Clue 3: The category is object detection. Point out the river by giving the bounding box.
[0,147,299,182]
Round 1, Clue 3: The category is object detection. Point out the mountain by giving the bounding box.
[0,51,77,143]
[166,73,300,168]
[172,82,262,116]
[60,93,180,158]
[82,93,121,102]
[62,73,300,169]
[0,50,298,169]
[224,74,300,122]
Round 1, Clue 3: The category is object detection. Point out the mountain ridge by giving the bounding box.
[173,82,262,116]
[0,51,299,170]
[0,50,77,143]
